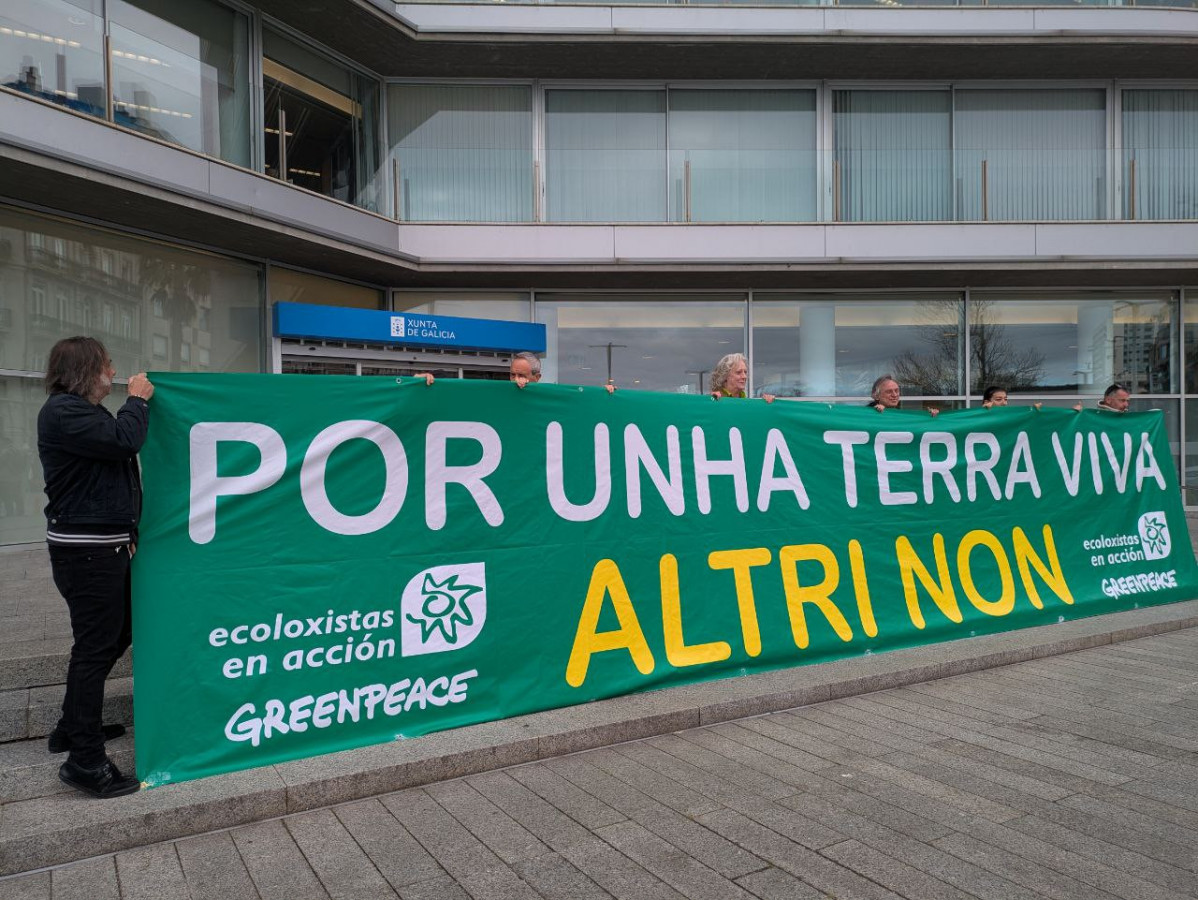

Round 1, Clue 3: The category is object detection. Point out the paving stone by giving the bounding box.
[673,727,823,793]
[694,807,903,900]
[734,865,832,900]
[1007,813,1198,896]
[0,690,27,743]
[425,779,549,864]
[646,732,802,802]
[959,816,1196,900]
[779,793,1029,900]
[0,873,48,900]
[48,856,119,900]
[175,831,257,900]
[285,808,398,899]
[932,832,1124,900]
[509,852,613,900]
[333,798,446,889]
[455,864,545,900]
[1057,791,1198,847]
[820,839,976,900]
[397,876,472,900]
[554,833,686,900]
[625,801,767,879]
[232,819,330,900]
[541,753,661,816]
[581,746,724,817]
[595,819,756,900]
[506,762,627,831]
[113,844,189,900]
[847,757,1023,822]
[381,788,505,883]
[705,720,839,772]
[465,770,596,852]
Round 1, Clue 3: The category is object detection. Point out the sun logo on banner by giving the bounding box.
[400,562,487,656]
[1138,511,1172,560]
[409,573,481,643]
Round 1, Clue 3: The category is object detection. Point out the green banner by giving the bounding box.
[134,374,1197,786]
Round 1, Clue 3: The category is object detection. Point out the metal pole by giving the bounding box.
[278,107,288,183]
[981,158,989,222]
[533,160,541,222]
[393,156,402,221]
[684,159,692,223]
[833,159,842,222]
[1128,158,1137,221]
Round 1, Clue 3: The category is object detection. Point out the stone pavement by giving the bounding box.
[1,626,1196,900]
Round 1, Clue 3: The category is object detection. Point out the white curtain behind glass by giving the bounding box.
[667,89,816,222]
[954,89,1106,222]
[833,90,952,222]
[388,84,533,222]
[1123,90,1198,221]
[545,90,666,222]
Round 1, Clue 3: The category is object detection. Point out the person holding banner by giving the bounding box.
[869,374,939,416]
[38,337,153,799]
[511,351,616,393]
[1098,383,1131,413]
[711,353,774,403]
[982,386,1008,407]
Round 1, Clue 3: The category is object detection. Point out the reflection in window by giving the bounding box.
[263,29,381,211]
[107,0,250,166]
[752,294,963,398]
[1,0,105,118]
[969,292,1176,394]
[388,84,533,222]
[535,294,745,392]
[0,206,261,376]
[394,291,530,323]
[269,268,383,310]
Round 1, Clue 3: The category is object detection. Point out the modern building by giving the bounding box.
[2,0,1197,544]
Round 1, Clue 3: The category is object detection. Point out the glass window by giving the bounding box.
[955,89,1106,221]
[535,293,745,392]
[545,90,667,223]
[388,84,533,223]
[269,268,383,310]
[107,0,250,167]
[1,0,105,117]
[833,90,952,223]
[0,206,262,376]
[753,293,964,398]
[1123,90,1198,221]
[263,29,381,211]
[394,291,529,323]
[969,292,1177,395]
[668,89,817,223]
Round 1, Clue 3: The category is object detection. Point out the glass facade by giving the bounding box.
[108,0,251,166]
[753,293,964,398]
[388,84,534,222]
[1124,89,1198,222]
[2,0,105,117]
[0,205,264,544]
[535,294,746,391]
[263,29,381,210]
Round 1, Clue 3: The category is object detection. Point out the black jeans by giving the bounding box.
[49,544,132,767]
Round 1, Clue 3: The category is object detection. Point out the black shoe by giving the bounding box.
[59,757,140,799]
[47,724,127,754]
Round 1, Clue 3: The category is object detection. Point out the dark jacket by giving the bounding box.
[38,392,149,535]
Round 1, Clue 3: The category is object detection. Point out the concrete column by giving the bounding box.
[799,303,836,396]
[1077,300,1114,390]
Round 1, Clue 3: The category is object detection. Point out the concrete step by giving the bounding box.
[0,598,1195,879]
[0,730,136,804]
[0,639,132,692]
[0,677,134,745]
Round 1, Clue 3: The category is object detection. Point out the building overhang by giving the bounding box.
[254,0,1198,79]
[2,88,1195,292]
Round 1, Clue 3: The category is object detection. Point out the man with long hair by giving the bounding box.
[38,337,153,798]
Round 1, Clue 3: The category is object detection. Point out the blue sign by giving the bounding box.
[273,302,546,354]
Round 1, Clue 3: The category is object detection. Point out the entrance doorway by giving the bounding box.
[276,338,510,380]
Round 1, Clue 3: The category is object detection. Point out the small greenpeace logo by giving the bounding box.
[1138,511,1172,560]
[400,563,486,656]
[389,315,405,338]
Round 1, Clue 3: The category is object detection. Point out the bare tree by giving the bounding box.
[141,256,211,371]
[893,299,1044,395]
